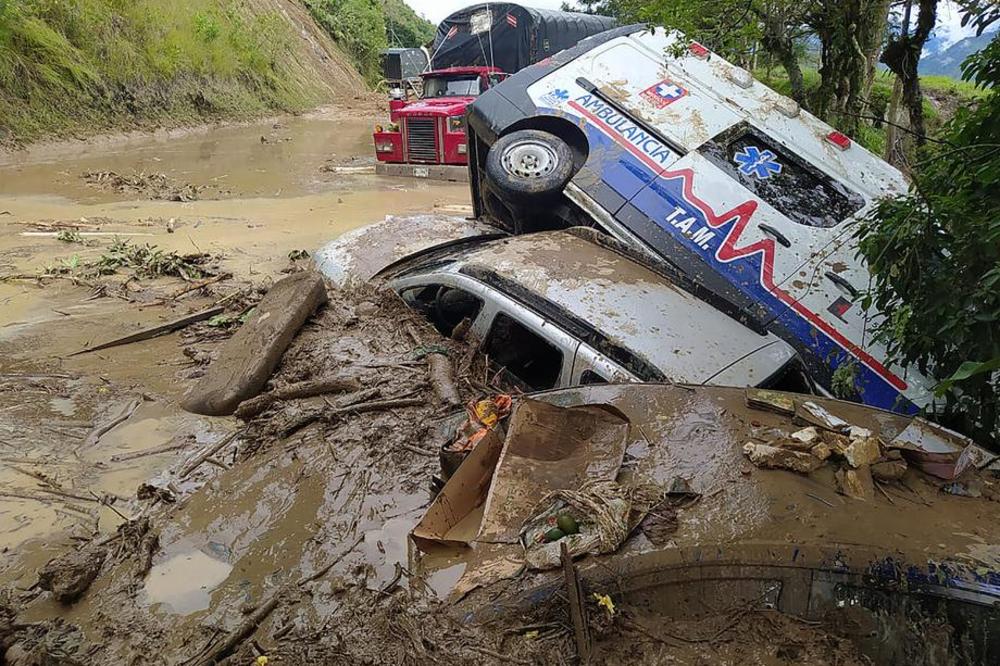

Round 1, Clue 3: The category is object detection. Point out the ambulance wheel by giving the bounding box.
[486,129,575,204]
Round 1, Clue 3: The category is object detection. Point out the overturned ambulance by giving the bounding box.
[465,27,934,415]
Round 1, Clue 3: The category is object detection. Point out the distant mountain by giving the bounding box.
[921,30,997,78]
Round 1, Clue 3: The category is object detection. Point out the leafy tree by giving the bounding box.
[855,32,1000,447]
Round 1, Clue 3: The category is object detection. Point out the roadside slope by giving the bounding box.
[0,0,369,147]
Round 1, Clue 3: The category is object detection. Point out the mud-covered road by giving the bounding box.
[0,108,470,587]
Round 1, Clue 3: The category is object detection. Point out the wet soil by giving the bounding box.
[0,107,470,593]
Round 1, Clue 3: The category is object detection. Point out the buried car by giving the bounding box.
[316,217,810,393]
[464,26,936,414]
[440,383,1000,663]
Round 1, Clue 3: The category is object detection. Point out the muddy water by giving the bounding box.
[0,109,470,586]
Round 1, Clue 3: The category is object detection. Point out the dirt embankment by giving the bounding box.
[0,0,377,149]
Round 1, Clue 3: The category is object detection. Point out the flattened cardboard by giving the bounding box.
[411,427,504,548]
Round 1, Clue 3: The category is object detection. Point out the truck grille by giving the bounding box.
[406,118,437,162]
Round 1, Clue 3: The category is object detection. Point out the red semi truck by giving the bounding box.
[373,3,615,181]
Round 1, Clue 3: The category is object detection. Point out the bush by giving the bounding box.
[305,0,386,85]
[855,34,1000,448]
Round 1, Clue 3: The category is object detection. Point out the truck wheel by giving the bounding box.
[485,129,575,204]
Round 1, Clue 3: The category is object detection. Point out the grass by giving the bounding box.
[756,66,985,154]
[0,0,329,144]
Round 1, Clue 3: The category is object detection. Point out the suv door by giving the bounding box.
[570,344,633,385]
[480,308,580,391]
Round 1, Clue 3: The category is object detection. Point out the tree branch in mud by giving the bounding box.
[234,375,362,420]
[427,353,462,407]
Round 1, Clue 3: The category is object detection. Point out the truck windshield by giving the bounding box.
[422,75,481,98]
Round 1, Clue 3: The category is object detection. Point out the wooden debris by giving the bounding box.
[427,353,462,407]
[562,541,592,665]
[234,375,362,420]
[179,430,242,479]
[157,273,232,303]
[110,441,189,463]
[70,307,224,356]
[85,397,144,446]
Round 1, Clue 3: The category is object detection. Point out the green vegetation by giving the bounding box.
[856,34,1000,447]
[305,0,434,85]
[0,0,334,144]
[756,67,984,154]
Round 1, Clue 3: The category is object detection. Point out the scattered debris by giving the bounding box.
[234,375,362,420]
[745,388,795,415]
[795,401,851,432]
[742,442,825,474]
[871,458,908,482]
[81,170,209,201]
[836,466,875,500]
[843,431,882,468]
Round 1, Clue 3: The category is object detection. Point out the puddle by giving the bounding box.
[48,396,77,416]
[143,549,234,615]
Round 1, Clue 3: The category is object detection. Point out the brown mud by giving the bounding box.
[0,107,469,596]
[3,108,995,666]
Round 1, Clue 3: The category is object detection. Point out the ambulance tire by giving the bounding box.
[485,129,575,205]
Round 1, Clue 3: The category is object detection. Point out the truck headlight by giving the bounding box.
[448,115,466,132]
[376,142,395,152]
[457,143,467,154]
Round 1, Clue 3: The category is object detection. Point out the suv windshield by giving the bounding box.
[422,75,481,98]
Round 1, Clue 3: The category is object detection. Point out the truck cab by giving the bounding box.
[374,67,508,178]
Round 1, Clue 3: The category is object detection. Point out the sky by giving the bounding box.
[401,0,988,51]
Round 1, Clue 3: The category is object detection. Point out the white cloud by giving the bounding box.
[402,0,567,25]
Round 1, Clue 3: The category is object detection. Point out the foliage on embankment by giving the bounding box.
[304,0,435,85]
[0,0,360,145]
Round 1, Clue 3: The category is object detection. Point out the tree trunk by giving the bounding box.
[811,0,891,132]
[757,10,808,108]
[883,75,914,173]
[880,0,938,146]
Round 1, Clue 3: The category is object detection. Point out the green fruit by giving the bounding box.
[556,514,579,535]
[544,528,566,543]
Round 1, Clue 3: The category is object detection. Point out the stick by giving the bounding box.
[298,533,365,585]
[427,353,462,407]
[562,542,592,665]
[179,430,241,479]
[111,441,188,462]
[235,376,362,420]
[192,595,281,666]
[157,273,231,303]
[85,397,143,446]
[69,306,224,356]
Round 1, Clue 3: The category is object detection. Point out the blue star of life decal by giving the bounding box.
[733,146,783,180]
[540,87,570,107]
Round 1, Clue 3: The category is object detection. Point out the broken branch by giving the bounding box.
[69,306,224,356]
[235,375,362,420]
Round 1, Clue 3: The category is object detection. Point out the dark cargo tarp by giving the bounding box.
[431,3,616,73]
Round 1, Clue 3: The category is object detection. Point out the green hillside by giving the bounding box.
[0,0,369,146]
[305,0,434,85]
